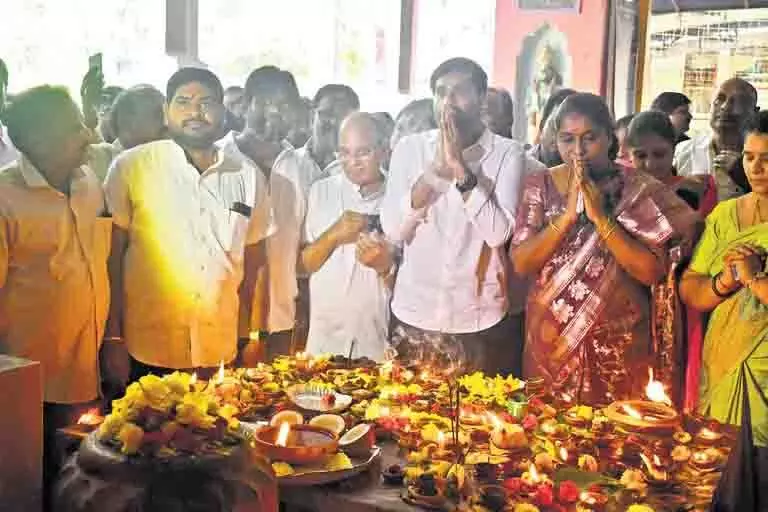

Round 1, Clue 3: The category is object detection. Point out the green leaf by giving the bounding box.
[553,467,620,490]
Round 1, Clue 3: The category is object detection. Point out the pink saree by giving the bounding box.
[512,168,700,406]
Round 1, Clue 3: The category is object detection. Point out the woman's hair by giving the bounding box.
[626,110,677,148]
[615,114,635,131]
[744,110,768,136]
[552,93,618,160]
[538,88,577,133]
[650,91,691,114]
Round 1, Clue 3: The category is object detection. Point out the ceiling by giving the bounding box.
[652,0,768,13]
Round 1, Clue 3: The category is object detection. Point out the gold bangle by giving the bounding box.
[598,219,618,240]
[549,220,563,235]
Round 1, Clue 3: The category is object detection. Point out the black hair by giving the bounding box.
[3,85,78,152]
[429,57,488,96]
[538,88,577,133]
[224,85,244,96]
[395,98,435,125]
[744,110,768,136]
[166,67,223,104]
[312,84,360,110]
[110,85,165,137]
[553,93,618,160]
[243,66,299,102]
[650,92,691,114]
[615,114,635,131]
[626,110,676,148]
[487,87,514,118]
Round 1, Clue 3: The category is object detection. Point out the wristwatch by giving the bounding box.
[455,171,478,193]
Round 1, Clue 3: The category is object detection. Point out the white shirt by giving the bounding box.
[0,124,19,169]
[222,133,314,333]
[0,156,110,403]
[674,132,745,201]
[304,172,391,361]
[381,129,526,333]
[296,143,342,185]
[105,139,272,368]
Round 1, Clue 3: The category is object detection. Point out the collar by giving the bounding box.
[342,169,387,201]
[18,154,86,189]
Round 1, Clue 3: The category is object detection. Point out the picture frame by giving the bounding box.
[516,0,582,13]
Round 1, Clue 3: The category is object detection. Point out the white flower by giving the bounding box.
[551,299,574,324]
[569,280,590,301]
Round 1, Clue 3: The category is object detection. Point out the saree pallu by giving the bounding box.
[689,202,768,446]
[512,169,699,406]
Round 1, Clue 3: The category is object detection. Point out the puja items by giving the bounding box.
[604,369,679,434]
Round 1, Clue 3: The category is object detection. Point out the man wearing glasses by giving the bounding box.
[301,112,395,361]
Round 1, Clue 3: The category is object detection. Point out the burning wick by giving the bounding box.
[645,368,672,406]
[216,360,225,385]
[580,492,596,505]
[640,453,668,481]
[77,409,102,426]
[559,447,569,463]
[528,464,541,484]
[437,430,446,450]
[190,372,197,386]
[275,422,291,447]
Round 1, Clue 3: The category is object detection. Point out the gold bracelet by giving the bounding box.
[549,220,563,235]
[598,219,619,240]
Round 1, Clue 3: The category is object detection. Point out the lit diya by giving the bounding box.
[604,369,679,433]
[253,422,338,465]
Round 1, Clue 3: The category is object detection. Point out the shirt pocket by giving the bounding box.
[224,210,251,256]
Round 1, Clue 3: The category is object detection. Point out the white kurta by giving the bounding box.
[304,173,391,361]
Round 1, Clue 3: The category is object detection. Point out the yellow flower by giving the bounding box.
[117,422,145,455]
[627,505,655,512]
[98,413,127,441]
[218,403,240,420]
[164,371,193,397]
[175,391,217,429]
[138,374,174,412]
[513,505,540,512]
[272,462,295,476]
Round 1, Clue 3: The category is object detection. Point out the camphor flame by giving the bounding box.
[437,430,446,449]
[645,368,672,406]
[559,447,569,462]
[77,408,102,426]
[529,464,541,483]
[216,360,225,384]
[189,372,197,386]
[623,404,644,420]
[275,422,291,447]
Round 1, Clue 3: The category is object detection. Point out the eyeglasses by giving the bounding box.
[335,147,376,161]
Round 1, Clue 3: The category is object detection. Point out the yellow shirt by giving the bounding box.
[0,157,110,403]
[105,140,272,369]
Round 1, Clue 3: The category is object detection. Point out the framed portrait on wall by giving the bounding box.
[516,0,581,12]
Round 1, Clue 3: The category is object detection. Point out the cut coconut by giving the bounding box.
[338,423,373,457]
[269,410,304,427]
[309,414,345,436]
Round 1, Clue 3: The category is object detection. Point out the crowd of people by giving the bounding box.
[0,54,767,507]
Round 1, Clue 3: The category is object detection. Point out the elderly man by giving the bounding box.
[109,85,166,152]
[0,86,111,507]
[381,58,530,376]
[301,113,395,361]
[105,68,272,379]
[298,84,360,184]
[674,78,759,201]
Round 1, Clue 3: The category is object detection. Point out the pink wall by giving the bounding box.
[492,0,610,95]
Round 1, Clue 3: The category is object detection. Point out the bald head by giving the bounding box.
[711,77,759,134]
[338,112,385,187]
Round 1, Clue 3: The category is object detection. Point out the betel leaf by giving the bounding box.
[553,467,621,490]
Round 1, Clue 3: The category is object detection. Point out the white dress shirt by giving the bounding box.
[381,129,526,334]
[296,143,342,185]
[674,132,745,201]
[304,172,391,361]
[0,124,19,170]
[0,156,110,403]
[105,139,272,368]
[223,133,314,333]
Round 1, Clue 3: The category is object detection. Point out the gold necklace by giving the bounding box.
[753,195,768,225]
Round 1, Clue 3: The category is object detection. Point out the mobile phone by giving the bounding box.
[88,53,103,72]
[366,214,383,234]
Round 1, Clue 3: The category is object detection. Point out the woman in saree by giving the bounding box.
[510,94,699,406]
[680,111,768,457]
[626,111,717,410]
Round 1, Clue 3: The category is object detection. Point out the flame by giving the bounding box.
[380,406,391,418]
[275,422,291,447]
[437,430,446,449]
[640,453,668,481]
[401,370,414,382]
[559,447,569,462]
[488,413,503,431]
[653,454,662,466]
[77,408,102,426]
[420,369,430,381]
[190,372,197,386]
[645,368,672,406]
[623,404,644,420]
[698,427,721,440]
[529,464,541,483]
[580,492,596,505]
[216,360,225,384]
